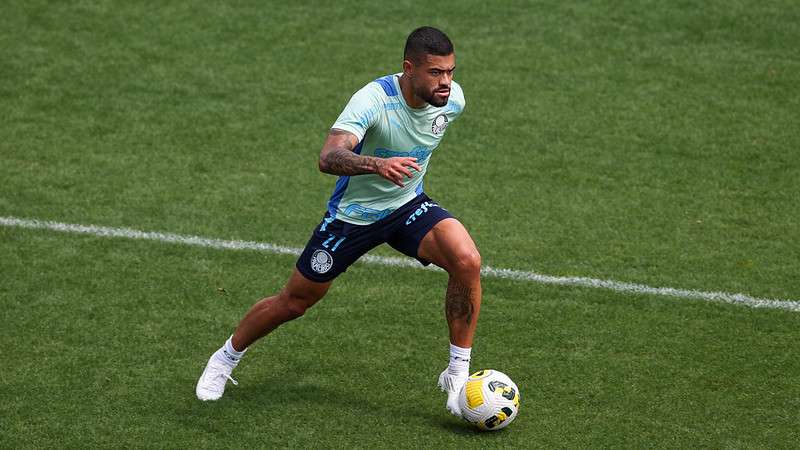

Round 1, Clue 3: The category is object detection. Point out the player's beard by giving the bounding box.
[416,83,449,107]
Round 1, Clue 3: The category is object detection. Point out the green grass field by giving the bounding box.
[2,1,799,448]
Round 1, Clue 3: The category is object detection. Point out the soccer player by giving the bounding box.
[196,26,480,417]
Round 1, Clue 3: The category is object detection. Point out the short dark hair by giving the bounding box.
[404,26,454,63]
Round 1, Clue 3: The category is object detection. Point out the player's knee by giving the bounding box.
[450,248,481,278]
[280,290,323,319]
[283,299,309,319]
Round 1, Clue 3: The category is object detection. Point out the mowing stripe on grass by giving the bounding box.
[2,215,798,312]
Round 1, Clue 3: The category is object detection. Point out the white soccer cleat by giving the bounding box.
[438,369,468,417]
[196,356,238,401]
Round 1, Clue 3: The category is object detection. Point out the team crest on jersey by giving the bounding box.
[311,249,333,274]
[432,113,449,135]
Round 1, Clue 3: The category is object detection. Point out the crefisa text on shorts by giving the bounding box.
[405,201,440,226]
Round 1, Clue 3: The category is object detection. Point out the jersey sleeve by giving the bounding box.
[331,84,383,141]
[446,80,466,121]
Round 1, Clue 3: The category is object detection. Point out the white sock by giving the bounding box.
[447,343,471,377]
[214,335,247,368]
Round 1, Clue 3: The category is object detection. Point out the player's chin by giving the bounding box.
[429,92,450,107]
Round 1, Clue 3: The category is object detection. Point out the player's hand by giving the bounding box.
[376,157,422,187]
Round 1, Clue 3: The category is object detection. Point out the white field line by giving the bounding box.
[2,215,799,312]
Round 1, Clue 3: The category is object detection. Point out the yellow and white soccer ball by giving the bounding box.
[458,369,520,431]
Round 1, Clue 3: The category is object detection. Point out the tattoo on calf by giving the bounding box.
[445,282,474,325]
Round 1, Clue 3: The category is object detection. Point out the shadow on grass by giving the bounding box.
[171,369,509,438]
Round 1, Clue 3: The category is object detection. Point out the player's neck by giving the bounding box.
[398,74,427,109]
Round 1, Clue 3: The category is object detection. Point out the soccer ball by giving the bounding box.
[458,369,520,431]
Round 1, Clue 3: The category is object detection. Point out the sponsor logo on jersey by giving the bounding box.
[311,249,334,274]
[342,204,394,222]
[374,146,431,163]
[432,113,449,135]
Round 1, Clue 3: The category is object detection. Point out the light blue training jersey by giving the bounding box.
[328,73,465,225]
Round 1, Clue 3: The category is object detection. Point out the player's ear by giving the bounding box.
[402,59,414,76]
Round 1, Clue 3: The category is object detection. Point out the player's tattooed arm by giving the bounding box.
[318,129,380,175]
[445,281,475,326]
[319,128,422,187]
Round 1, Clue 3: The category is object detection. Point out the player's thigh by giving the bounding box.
[283,268,333,308]
[417,218,481,274]
[386,194,454,265]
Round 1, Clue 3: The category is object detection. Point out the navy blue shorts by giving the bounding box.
[296,193,454,282]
